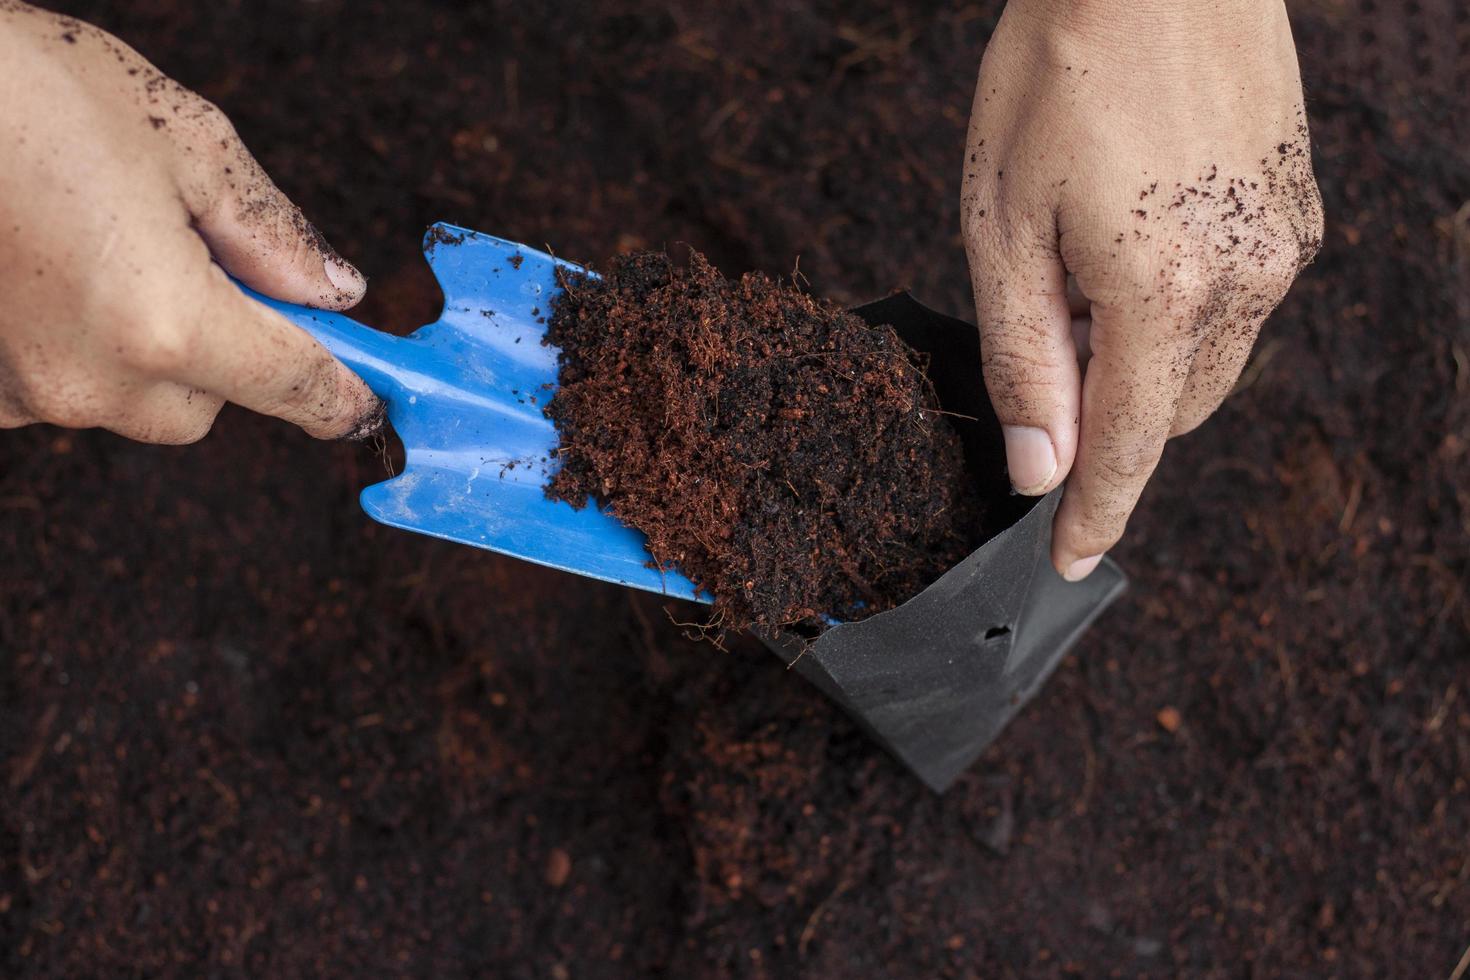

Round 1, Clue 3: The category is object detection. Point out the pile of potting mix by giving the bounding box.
[543,250,983,632]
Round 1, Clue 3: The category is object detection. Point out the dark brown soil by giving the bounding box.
[3,2,1467,978]
[544,250,981,631]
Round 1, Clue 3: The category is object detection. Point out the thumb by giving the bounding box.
[178,113,367,310]
[967,229,1080,495]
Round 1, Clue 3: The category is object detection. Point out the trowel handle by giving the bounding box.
[238,283,409,404]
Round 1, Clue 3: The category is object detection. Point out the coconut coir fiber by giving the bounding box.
[544,250,983,632]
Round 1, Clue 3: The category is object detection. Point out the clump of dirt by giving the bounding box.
[544,250,983,632]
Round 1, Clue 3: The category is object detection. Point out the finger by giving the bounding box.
[1051,293,1195,579]
[967,222,1080,496]
[165,264,380,439]
[174,103,366,311]
[1170,314,1266,436]
[101,382,223,445]
[1170,216,1301,436]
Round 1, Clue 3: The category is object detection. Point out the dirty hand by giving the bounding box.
[0,3,380,444]
[962,0,1323,579]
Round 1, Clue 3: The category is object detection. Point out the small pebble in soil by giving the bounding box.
[545,848,572,888]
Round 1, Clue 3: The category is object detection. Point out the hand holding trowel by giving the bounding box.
[247,224,1125,792]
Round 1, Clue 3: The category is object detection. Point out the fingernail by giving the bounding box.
[324,255,366,297]
[1063,554,1103,582]
[1002,425,1057,494]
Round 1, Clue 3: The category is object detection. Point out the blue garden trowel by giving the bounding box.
[243,223,1126,793]
[247,223,703,604]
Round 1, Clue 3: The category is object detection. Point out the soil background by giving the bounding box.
[3,1,1467,977]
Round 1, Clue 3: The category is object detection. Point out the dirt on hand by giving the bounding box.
[544,250,983,633]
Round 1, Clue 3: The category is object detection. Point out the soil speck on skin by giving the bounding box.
[339,400,388,442]
[544,250,984,633]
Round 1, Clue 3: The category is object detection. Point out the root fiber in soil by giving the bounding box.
[544,250,983,631]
